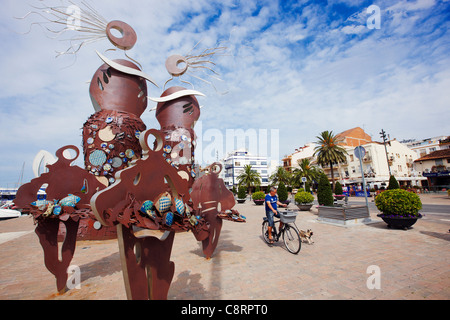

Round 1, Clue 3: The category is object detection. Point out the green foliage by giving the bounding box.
[334,181,343,195]
[237,165,261,193]
[314,130,348,190]
[270,166,292,186]
[237,186,247,199]
[277,182,288,202]
[317,174,334,206]
[231,186,237,195]
[252,191,266,200]
[387,175,400,190]
[295,191,314,204]
[375,189,422,217]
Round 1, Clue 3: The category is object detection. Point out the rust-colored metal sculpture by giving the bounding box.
[15,146,106,292]
[16,1,245,300]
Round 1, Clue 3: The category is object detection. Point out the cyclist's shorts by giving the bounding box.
[265,211,280,227]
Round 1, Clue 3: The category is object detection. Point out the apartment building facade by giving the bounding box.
[221,150,277,188]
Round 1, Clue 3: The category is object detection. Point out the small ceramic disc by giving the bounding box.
[89,150,107,167]
[98,126,115,142]
[125,149,135,158]
[163,145,172,153]
[86,137,94,145]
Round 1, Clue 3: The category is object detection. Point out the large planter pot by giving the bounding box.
[377,214,422,230]
[334,195,345,201]
[281,200,291,206]
[237,199,246,204]
[297,203,313,211]
[253,199,265,205]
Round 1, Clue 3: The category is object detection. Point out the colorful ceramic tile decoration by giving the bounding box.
[189,214,198,226]
[154,192,172,213]
[43,203,55,217]
[111,157,122,168]
[164,212,174,226]
[175,198,185,216]
[87,137,94,145]
[146,210,158,220]
[31,199,52,210]
[125,149,135,158]
[53,205,62,216]
[140,200,154,214]
[89,150,107,166]
[59,194,81,207]
[163,145,172,154]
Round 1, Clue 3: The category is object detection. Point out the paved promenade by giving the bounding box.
[0,193,448,300]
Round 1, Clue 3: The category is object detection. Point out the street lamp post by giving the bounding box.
[380,129,392,177]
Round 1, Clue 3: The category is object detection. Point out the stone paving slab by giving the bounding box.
[0,194,449,300]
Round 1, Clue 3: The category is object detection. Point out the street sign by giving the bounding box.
[301,177,307,183]
[354,146,366,159]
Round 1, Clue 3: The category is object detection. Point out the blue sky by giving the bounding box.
[1,0,449,186]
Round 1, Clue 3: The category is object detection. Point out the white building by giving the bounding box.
[282,143,316,171]
[334,139,424,189]
[401,136,449,158]
[221,150,277,188]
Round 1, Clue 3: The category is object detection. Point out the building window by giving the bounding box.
[250,161,257,165]
[261,161,267,165]
[349,154,354,162]
[235,162,241,166]
[398,165,402,172]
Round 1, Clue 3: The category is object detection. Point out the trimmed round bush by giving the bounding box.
[375,189,422,218]
[295,191,314,204]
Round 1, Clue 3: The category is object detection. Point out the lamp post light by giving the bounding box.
[380,129,392,177]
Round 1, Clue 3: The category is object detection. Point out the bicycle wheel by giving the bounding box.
[262,220,271,244]
[283,225,301,254]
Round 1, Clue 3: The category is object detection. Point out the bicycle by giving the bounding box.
[262,210,301,254]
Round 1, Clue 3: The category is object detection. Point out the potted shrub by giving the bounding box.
[277,182,290,205]
[375,189,422,229]
[295,191,314,211]
[334,181,345,201]
[237,186,247,204]
[252,191,266,205]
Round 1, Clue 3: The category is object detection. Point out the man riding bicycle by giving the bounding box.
[265,186,287,244]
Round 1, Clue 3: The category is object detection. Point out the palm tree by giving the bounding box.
[292,158,322,188]
[314,130,348,191]
[269,166,292,186]
[237,165,261,195]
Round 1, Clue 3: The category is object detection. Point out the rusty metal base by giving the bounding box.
[117,224,175,300]
[35,218,80,293]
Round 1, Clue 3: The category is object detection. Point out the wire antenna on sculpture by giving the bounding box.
[164,41,229,95]
[16,1,111,57]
